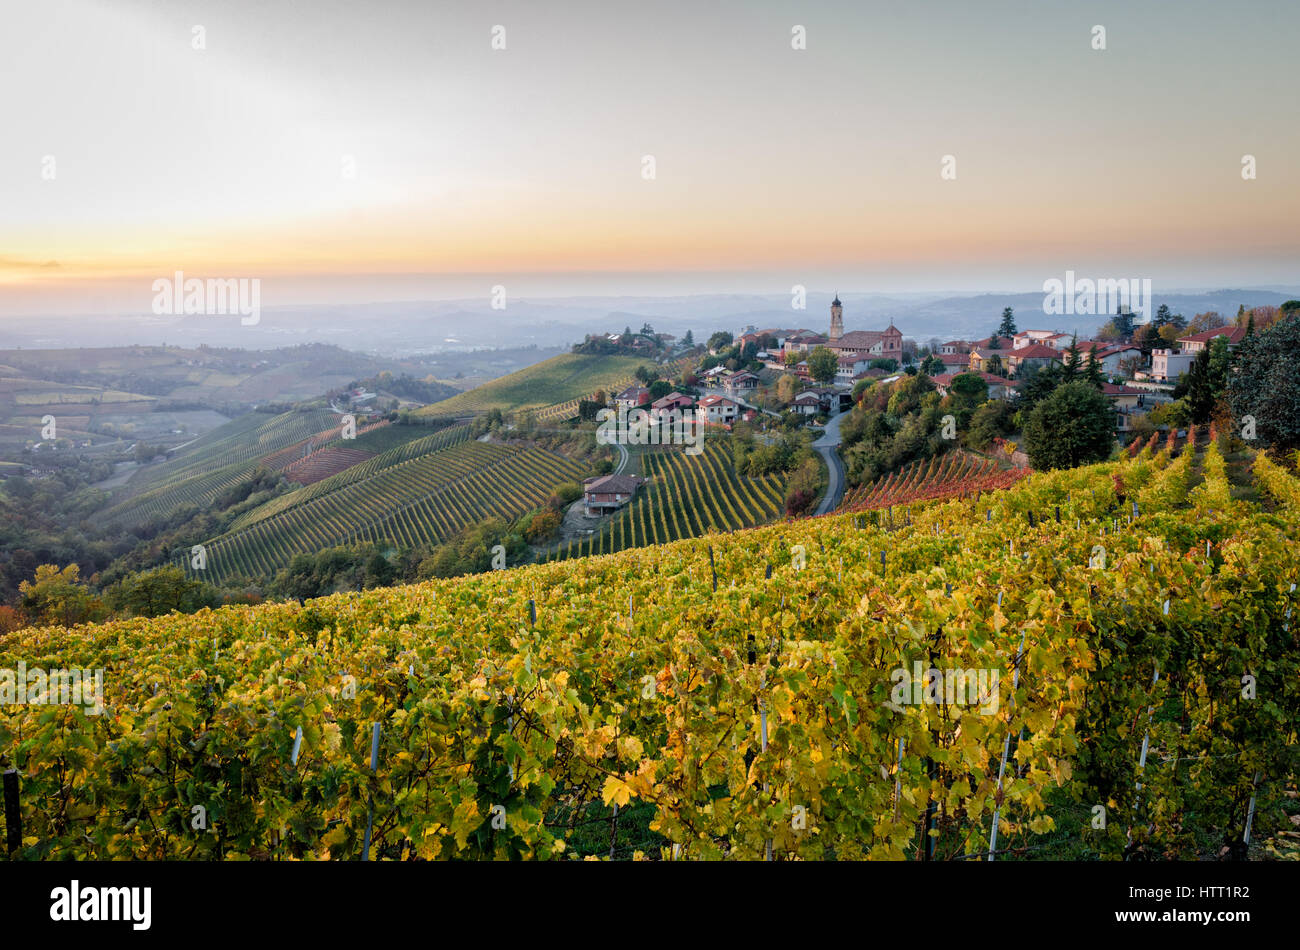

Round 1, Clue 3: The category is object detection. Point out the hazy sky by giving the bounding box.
[2,0,1297,314]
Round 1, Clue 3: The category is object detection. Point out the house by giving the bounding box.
[938,340,969,355]
[790,391,824,416]
[725,371,760,395]
[827,326,904,361]
[836,354,871,384]
[1150,348,1196,382]
[969,334,1016,351]
[614,386,650,410]
[1079,343,1142,377]
[781,330,827,357]
[968,344,1021,374]
[937,353,971,373]
[1176,325,1248,353]
[1004,344,1063,376]
[1010,330,1059,350]
[1103,383,1149,433]
[650,391,695,420]
[583,474,644,516]
[697,394,742,425]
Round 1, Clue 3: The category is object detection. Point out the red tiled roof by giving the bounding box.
[1009,344,1063,359]
[584,474,643,493]
[1178,326,1247,345]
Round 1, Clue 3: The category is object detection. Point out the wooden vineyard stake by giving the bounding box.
[3,769,20,855]
[988,625,1028,861]
[362,722,381,861]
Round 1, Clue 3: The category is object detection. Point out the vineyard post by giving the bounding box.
[3,769,20,855]
[528,599,536,627]
[1242,771,1261,848]
[760,669,771,862]
[988,622,1028,861]
[361,722,381,861]
[892,738,905,821]
[708,545,717,591]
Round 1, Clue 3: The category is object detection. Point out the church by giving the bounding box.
[825,295,903,360]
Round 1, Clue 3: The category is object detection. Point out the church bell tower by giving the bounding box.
[829,293,843,342]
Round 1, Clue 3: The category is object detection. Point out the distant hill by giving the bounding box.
[413,353,653,418]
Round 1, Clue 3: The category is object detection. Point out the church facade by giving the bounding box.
[825,295,903,360]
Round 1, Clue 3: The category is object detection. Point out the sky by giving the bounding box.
[2,0,1298,315]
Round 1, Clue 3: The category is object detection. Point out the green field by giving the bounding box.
[413,354,650,418]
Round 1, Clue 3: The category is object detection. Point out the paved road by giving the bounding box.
[813,410,847,516]
[613,441,629,475]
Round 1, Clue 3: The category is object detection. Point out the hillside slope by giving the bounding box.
[412,353,650,418]
[3,433,1297,860]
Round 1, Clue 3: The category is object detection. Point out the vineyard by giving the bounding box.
[102,409,342,528]
[413,354,649,419]
[184,434,588,583]
[839,450,1027,512]
[2,434,1297,860]
[546,441,788,560]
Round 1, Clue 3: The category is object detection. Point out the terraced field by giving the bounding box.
[549,441,787,560]
[185,434,588,582]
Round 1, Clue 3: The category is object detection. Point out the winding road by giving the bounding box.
[813,410,847,516]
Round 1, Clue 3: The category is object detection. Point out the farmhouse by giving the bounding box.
[697,394,742,425]
[614,386,650,410]
[650,391,695,420]
[583,474,644,516]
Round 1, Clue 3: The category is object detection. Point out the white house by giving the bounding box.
[697,394,742,425]
[1150,349,1195,382]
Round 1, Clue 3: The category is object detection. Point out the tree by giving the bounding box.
[947,372,989,413]
[18,564,99,627]
[776,374,799,403]
[807,346,839,385]
[1207,335,1232,391]
[1189,311,1225,334]
[920,354,944,375]
[1113,310,1135,340]
[682,329,694,347]
[1095,320,1122,342]
[1157,323,1182,346]
[986,353,1004,377]
[987,332,1000,350]
[647,379,673,400]
[1132,323,1161,359]
[1184,348,1217,424]
[104,565,214,618]
[965,399,1016,451]
[1084,348,1105,388]
[364,551,396,588]
[1023,381,1117,470]
[997,307,1017,338]
[783,350,800,369]
[1227,313,1300,450]
[1061,335,1082,382]
[706,331,733,352]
